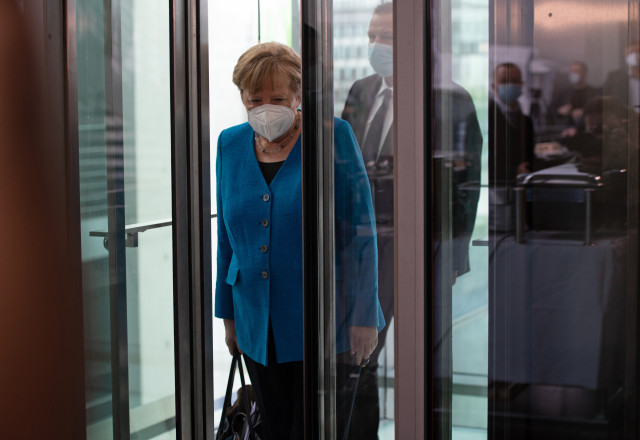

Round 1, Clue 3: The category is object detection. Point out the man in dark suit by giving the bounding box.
[603,41,640,110]
[341,3,483,437]
[489,62,534,185]
[549,61,600,131]
[488,62,534,233]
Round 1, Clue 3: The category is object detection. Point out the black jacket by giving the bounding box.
[488,97,535,185]
[341,75,483,275]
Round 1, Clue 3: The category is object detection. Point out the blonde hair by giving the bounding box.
[232,42,302,97]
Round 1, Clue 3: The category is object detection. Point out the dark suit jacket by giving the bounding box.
[488,97,535,185]
[341,75,483,275]
[603,69,629,105]
[342,74,393,158]
[433,85,483,275]
[342,74,394,225]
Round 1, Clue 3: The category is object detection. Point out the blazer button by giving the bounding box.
[263,193,270,202]
[262,219,269,227]
[261,271,269,279]
[261,244,268,253]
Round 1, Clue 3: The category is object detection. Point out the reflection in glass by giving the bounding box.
[431,6,486,438]
[431,0,639,438]
[77,0,112,433]
[336,1,395,438]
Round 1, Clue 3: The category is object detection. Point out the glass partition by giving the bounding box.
[73,1,640,439]
[334,1,396,438]
[429,0,640,438]
[77,0,176,437]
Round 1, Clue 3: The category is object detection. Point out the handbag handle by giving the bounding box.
[216,353,238,439]
[236,350,257,435]
[217,350,259,437]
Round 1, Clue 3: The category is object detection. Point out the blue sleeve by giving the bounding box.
[334,118,385,331]
[214,132,235,319]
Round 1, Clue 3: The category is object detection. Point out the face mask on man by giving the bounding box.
[627,52,640,68]
[497,83,522,105]
[569,72,581,85]
[247,104,296,142]
[368,42,393,78]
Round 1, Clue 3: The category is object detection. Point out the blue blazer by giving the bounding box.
[215,117,385,366]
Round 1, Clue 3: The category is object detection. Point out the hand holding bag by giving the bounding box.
[216,351,263,440]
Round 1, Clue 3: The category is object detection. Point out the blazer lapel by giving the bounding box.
[351,75,383,146]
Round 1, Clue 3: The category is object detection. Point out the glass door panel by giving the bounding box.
[77,0,176,437]
[429,0,640,438]
[430,1,488,438]
[208,0,259,428]
[333,2,396,439]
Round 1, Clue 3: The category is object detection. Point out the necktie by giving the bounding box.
[362,88,392,165]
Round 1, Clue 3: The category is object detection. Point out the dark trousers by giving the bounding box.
[346,227,395,439]
[336,356,381,439]
[244,327,303,440]
[244,332,381,439]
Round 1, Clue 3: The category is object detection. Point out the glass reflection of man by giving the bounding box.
[604,40,640,111]
[489,62,534,186]
[551,61,599,131]
[342,2,483,437]
[341,3,393,439]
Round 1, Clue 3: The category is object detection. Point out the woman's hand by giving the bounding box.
[223,319,242,355]
[349,326,378,366]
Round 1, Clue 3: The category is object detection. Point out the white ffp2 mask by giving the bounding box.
[368,42,393,78]
[247,104,296,142]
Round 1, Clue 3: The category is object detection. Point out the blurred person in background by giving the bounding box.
[604,40,640,111]
[550,61,600,133]
[342,2,482,437]
[489,62,535,184]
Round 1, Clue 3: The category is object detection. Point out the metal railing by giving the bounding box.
[90,214,217,249]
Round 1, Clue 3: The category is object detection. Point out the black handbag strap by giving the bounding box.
[236,351,257,435]
[216,353,238,439]
[216,349,262,437]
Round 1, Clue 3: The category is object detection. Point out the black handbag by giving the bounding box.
[216,351,264,440]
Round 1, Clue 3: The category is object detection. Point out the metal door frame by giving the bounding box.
[300,0,428,438]
[65,0,213,437]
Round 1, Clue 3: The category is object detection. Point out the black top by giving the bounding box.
[570,86,599,109]
[258,160,284,186]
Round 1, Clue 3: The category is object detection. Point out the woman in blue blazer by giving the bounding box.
[215,42,385,438]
